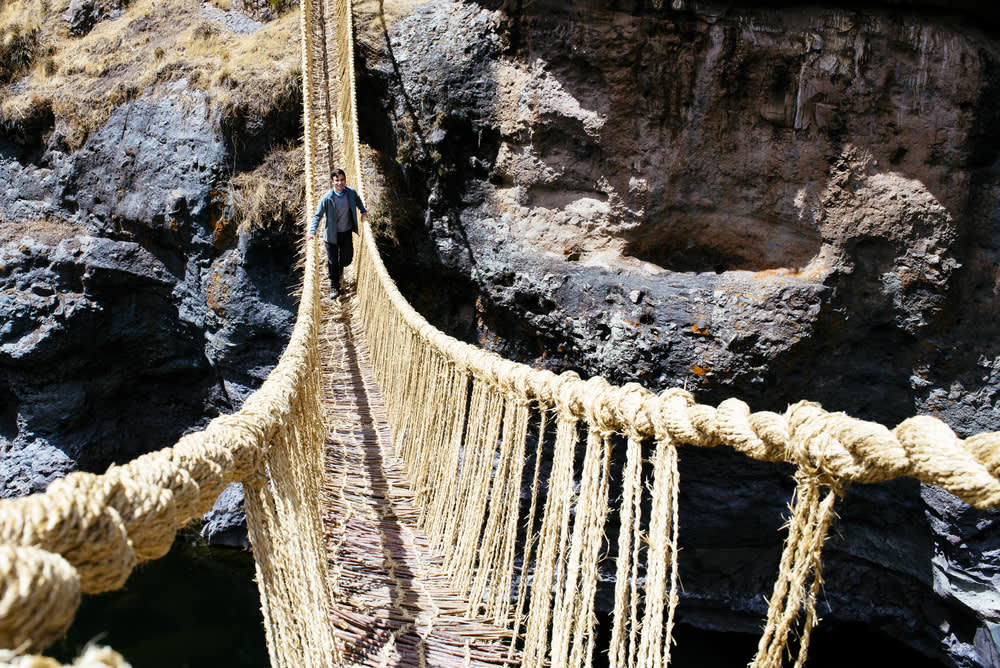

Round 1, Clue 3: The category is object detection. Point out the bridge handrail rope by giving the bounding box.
[0,0,337,664]
[339,3,1000,667]
[1,0,999,666]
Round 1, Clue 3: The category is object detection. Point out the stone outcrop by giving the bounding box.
[355,1,1000,665]
[0,33,301,523]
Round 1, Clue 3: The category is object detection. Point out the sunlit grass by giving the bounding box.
[0,0,301,150]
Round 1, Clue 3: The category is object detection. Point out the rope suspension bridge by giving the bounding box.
[3,1,1000,666]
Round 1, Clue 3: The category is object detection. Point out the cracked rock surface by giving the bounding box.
[1,77,299,531]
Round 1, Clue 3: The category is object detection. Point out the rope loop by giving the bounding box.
[966,432,1000,478]
[501,359,534,402]
[0,473,138,595]
[102,467,177,562]
[654,387,715,446]
[617,382,656,441]
[786,401,862,486]
[581,375,616,436]
[555,370,583,421]
[824,412,909,484]
[0,544,82,652]
[531,367,562,408]
[894,416,1000,509]
[716,398,782,461]
[211,413,269,483]
[171,435,235,514]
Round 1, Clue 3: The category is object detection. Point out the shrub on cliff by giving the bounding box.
[0,0,301,150]
[225,142,304,239]
[0,23,38,84]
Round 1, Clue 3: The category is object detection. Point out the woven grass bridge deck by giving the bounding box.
[319,280,519,667]
[2,1,1000,667]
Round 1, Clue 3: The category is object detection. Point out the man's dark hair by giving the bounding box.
[332,169,346,180]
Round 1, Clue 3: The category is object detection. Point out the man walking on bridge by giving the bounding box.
[308,168,368,298]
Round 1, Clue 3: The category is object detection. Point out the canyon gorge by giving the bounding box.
[2,0,999,665]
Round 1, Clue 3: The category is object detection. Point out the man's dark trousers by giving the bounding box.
[325,230,354,290]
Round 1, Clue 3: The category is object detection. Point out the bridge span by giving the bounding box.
[1,1,999,667]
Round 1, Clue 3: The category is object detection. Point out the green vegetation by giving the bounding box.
[0,22,39,83]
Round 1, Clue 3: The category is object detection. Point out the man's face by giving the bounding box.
[332,174,346,193]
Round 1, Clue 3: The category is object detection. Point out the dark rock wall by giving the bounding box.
[356,0,1000,665]
[1,76,301,497]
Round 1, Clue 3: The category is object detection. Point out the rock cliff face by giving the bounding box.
[0,5,302,504]
[355,0,1000,665]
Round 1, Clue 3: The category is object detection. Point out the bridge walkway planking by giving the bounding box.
[317,273,521,667]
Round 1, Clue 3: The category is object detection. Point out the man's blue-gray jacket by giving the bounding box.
[308,186,367,243]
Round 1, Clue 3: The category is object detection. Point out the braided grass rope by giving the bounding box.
[351,186,1000,666]
[3,0,1000,666]
[0,0,334,662]
[340,5,1000,668]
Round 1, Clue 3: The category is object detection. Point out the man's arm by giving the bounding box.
[355,190,369,219]
[308,193,327,238]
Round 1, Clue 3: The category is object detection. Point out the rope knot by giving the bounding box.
[618,382,656,440]
[581,375,616,436]
[556,370,583,420]
[533,368,562,407]
[653,388,717,447]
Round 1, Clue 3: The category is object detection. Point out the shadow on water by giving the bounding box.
[49,531,268,668]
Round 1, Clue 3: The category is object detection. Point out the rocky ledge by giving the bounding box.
[0,3,303,538]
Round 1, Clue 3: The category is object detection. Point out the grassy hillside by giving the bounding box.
[1,0,300,145]
[0,0,304,235]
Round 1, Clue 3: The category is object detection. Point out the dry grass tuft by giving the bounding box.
[0,22,39,83]
[0,217,84,246]
[0,0,301,150]
[226,142,305,237]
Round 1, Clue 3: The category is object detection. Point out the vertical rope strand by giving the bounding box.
[451,386,507,591]
[508,404,551,660]
[751,474,840,668]
[521,414,579,667]
[637,434,681,668]
[468,398,531,623]
[609,433,644,668]
[550,428,613,668]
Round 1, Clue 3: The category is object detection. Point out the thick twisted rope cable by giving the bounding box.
[352,192,1000,507]
[337,2,1000,665]
[0,1,334,659]
[4,0,999,665]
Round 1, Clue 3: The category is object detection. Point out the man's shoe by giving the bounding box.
[330,287,340,299]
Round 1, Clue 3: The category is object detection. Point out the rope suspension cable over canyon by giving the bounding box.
[1,1,999,667]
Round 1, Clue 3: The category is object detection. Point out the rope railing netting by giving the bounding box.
[1,1,999,667]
